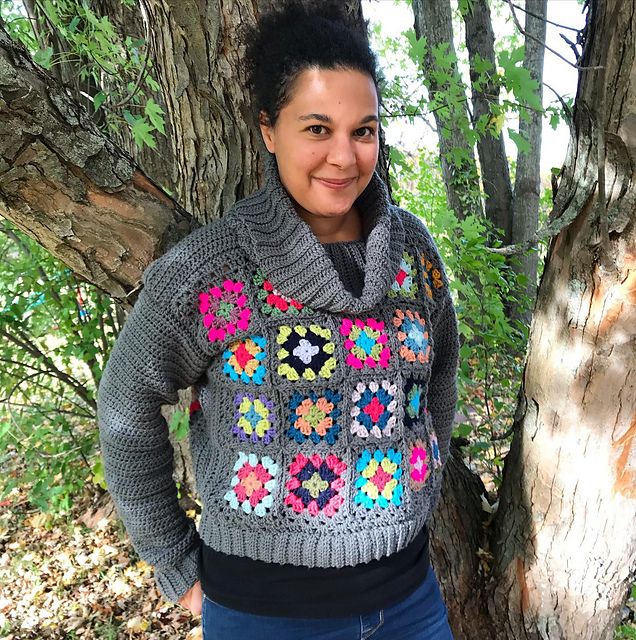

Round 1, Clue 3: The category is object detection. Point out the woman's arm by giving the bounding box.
[97,271,211,603]
[428,289,459,471]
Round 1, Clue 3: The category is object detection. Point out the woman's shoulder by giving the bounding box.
[142,214,243,300]
[389,203,452,302]
[389,204,442,257]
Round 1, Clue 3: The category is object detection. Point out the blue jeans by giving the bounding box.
[201,563,454,639]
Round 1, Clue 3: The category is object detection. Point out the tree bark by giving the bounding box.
[510,0,547,325]
[137,0,262,223]
[412,0,483,220]
[432,444,499,638]
[490,1,636,637]
[463,0,513,242]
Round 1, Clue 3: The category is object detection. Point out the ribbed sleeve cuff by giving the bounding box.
[154,543,201,603]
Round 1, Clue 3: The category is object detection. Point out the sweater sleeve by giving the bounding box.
[429,289,459,469]
[97,266,212,603]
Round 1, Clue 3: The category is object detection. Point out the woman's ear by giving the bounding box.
[258,111,276,153]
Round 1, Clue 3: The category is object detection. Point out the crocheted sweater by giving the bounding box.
[97,154,459,603]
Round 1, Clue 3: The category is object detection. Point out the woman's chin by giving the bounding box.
[311,198,357,217]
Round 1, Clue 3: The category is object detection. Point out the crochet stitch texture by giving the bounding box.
[97,153,459,603]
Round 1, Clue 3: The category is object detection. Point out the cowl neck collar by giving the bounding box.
[231,153,404,314]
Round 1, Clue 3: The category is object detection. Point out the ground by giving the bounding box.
[0,484,202,639]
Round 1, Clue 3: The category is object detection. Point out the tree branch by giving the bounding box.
[107,14,151,109]
[486,202,585,255]
[2,399,93,420]
[0,325,96,410]
[505,0,602,70]
[508,1,581,32]
[543,82,573,122]
[0,25,198,302]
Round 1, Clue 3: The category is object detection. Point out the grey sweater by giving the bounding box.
[97,154,459,603]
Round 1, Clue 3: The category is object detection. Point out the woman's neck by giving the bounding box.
[294,204,363,243]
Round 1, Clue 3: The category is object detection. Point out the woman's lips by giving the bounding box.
[315,177,356,189]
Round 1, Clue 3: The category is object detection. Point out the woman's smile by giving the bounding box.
[314,176,358,189]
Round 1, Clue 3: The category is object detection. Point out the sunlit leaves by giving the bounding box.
[3,0,166,152]
[33,46,53,69]
[168,409,190,442]
[145,98,166,135]
[507,128,531,153]
[405,28,426,64]
[498,45,543,111]
[0,221,119,512]
[124,110,157,150]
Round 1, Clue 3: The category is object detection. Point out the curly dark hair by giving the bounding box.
[242,1,381,129]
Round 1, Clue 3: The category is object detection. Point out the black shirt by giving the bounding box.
[200,526,430,618]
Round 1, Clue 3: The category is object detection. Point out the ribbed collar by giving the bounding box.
[231,153,404,314]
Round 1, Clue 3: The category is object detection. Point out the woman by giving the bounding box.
[97,3,459,639]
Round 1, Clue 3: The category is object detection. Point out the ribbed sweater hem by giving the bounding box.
[199,517,424,569]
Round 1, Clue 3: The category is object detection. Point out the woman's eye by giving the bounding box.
[355,127,376,138]
[308,125,326,135]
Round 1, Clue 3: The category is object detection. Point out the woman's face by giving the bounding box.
[259,68,379,220]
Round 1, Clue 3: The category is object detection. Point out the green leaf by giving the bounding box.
[432,42,454,68]
[144,98,165,135]
[123,109,137,126]
[455,423,473,438]
[131,117,157,149]
[498,47,542,111]
[404,29,426,64]
[549,110,560,129]
[508,128,531,154]
[93,91,107,111]
[472,52,493,76]
[169,409,190,441]
[458,0,474,17]
[91,459,107,490]
[145,75,161,92]
[33,47,53,69]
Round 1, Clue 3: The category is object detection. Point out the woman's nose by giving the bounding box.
[326,135,356,169]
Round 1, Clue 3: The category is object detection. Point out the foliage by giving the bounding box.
[0,220,120,512]
[389,149,529,489]
[169,409,190,442]
[371,3,569,489]
[1,0,165,150]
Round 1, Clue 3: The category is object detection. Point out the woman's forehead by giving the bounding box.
[282,68,379,117]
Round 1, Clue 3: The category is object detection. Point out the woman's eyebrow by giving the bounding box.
[298,113,331,123]
[297,113,379,123]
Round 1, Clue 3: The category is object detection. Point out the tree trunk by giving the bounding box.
[431,445,499,638]
[463,0,513,242]
[137,0,259,223]
[510,0,547,325]
[412,0,483,220]
[490,1,636,637]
